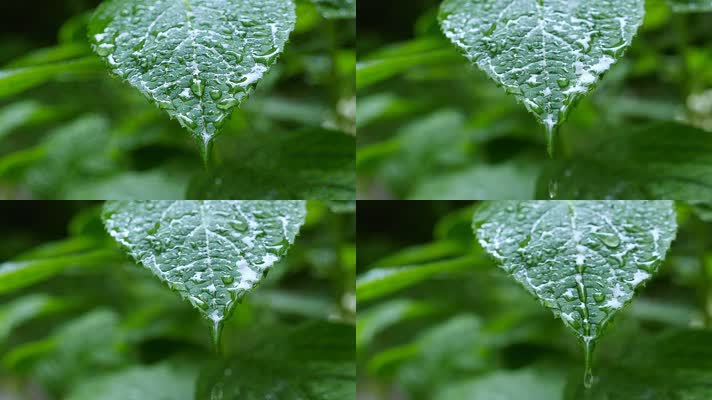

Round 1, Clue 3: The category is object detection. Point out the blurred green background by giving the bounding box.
[357,201,712,399]
[0,0,355,200]
[357,1,712,199]
[0,200,355,399]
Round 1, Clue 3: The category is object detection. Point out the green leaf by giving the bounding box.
[0,250,118,295]
[357,255,481,302]
[666,0,712,12]
[187,128,355,200]
[195,321,355,400]
[0,57,102,99]
[410,162,541,200]
[311,0,356,19]
[439,0,644,150]
[67,362,198,400]
[65,169,189,200]
[473,201,677,382]
[101,200,306,345]
[566,330,712,398]
[537,122,712,199]
[0,294,71,346]
[4,309,127,393]
[88,0,297,156]
[357,299,441,350]
[436,366,566,400]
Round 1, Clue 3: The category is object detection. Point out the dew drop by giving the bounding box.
[216,97,239,110]
[583,339,596,389]
[593,292,605,303]
[221,275,235,284]
[548,179,558,199]
[210,89,222,100]
[191,79,204,97]
[484,22,497,36]
[557,77,570,88]
[601,234,620,248]
[96,46,112,57]
[209,318,224,354]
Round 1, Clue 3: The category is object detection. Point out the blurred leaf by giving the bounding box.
[357,299,442,350]
[195,321,355,400]
[311,0,356,19]
[0,294,72,346]
[4,309,128,395]
[0,57,102,99]
[666,0,712,12]
[410,161,540,200]
[188,128,355,200]
[357,38,459,89]
[566,330,712,399]
[436,365,566,400]
[65,169,189,200]
[538,122,712,199]
[66,362,198,400]
[0,249,118,295]
[357,255,481,302]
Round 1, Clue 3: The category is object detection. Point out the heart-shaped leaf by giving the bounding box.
[102,200,306,345]
[473,201,676,382]
[88,0,296,157]
[439,0,644,152]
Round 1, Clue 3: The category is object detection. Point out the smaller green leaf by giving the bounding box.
[666,0,712,12]
[311,0,356,19]
[67,362,198,400]
[195,321,355,400]
[102,200,307,347]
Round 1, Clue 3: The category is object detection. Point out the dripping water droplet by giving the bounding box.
[601,234,620,248]
[548,179,558,199]
[583,339,596,389]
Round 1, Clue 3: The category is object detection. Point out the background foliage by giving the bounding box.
[357,0,712,199]
[0,201,355,399]
[0,0,355,200]
[357,201,712,399]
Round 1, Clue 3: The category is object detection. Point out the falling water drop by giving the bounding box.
[209,318,224,354]
[601,234,620,248]
[583,339,596,389]
[548,179,559,199]
[210,383,224,400]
